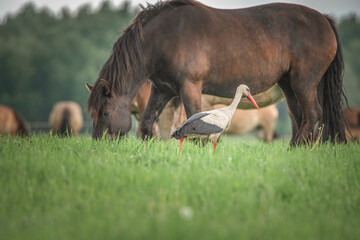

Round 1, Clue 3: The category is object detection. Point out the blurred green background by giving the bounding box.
[0,0,359,135]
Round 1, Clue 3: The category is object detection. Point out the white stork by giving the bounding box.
[171,85,260,154]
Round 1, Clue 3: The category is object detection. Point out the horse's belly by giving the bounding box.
[203,84,284,109]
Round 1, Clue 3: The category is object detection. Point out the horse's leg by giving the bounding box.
[288,72,323,146]
[258,106,277,143]
[278,79,302,143]
[261,117,276,143]
[140,86,174,140]
[179,80,202,118]
[178,80,205,146]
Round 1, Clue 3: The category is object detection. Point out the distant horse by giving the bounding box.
[343,107,360,141]
[0,105,30,136]
[49,101,83,136]
[86,0,347,146]
[212,104,279,142]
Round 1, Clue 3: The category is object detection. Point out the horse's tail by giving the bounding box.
[60,108,71,136]
[13,110,30,136]
[319,16,348,143]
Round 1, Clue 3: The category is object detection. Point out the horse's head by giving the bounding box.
[86,79,132,139]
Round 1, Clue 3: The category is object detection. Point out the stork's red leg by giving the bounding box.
[179,137,186,153]
[213,140,217,155]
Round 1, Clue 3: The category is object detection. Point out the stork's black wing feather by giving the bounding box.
[171,112,223,139]
[184,112,211,123]
[182,119,224,135]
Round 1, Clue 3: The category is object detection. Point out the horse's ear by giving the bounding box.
[100,79,111,96]
[85,82,93,93]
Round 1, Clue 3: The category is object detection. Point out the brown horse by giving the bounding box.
[49,101,83,136]
[343,107,360,141]
[86,0,347,146]
[0,105,30,136]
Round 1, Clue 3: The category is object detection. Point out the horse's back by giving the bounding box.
[258,105,279,125]
[145,2,336,96]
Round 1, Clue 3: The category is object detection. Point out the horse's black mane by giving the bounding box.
[87,0,204,115]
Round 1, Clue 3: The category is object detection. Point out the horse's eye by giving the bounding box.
[103,111,110,117]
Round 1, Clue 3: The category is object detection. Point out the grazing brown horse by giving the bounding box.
[343,107,360,141]
[0,105,30,136]
[86,0,347,146]
[49,101,83,136]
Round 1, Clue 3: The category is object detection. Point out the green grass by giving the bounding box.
[0,135,359,240]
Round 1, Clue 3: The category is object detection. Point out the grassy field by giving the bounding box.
[0,135,359,240]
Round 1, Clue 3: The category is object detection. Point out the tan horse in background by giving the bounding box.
[343,107,360,141]
[131,82,281,141]
[211,104,278,142]
[0,105,30,136]
[49,101,83,136]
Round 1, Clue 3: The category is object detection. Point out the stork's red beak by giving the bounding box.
[247,94,260,110]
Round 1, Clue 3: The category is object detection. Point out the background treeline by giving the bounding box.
[0,1,359,134]
[0,1,136,123]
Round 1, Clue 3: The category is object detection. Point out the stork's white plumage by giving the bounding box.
[171,85,260,154]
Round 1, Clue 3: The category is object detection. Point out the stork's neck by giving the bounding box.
[228,90,243,113]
